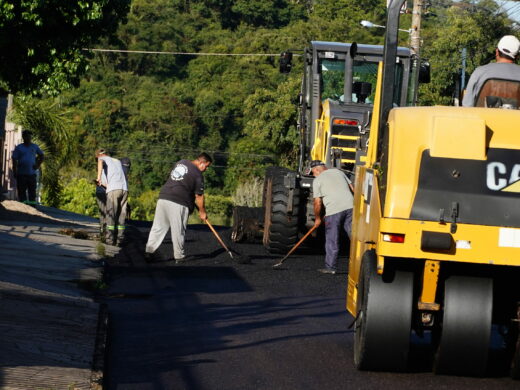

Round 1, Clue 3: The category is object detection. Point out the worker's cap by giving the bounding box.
[310,160,326,169]
[497,35,520,59]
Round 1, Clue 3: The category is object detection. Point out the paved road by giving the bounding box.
[104,222,518,390]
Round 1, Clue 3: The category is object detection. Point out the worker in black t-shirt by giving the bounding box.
[144,152,212,263]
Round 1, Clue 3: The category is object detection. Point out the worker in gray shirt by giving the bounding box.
[462,35,520,107]
[311,160,354,274]
[96,149,128,246]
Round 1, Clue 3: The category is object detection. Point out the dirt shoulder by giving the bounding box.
[0,200,76,224]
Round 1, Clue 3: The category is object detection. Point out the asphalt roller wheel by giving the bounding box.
[512,329,520,379]
[510,306,520,379]
[434,276,493,376]
[354,251,414,371]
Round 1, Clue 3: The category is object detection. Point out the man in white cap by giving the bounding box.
[462,35,520,107]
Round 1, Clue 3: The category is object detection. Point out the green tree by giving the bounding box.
[0,0,130,95]
[420,0,513,105]
[224,75,300,190]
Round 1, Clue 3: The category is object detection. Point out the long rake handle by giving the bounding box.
[206,219,231,253]
[277,224,318,264]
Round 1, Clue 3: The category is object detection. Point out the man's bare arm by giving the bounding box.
[313,197,323,227]
[96,159,104,185]
[195,194,207,221]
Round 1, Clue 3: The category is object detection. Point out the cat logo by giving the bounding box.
[486,162,520,192]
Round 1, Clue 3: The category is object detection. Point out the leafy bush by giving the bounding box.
[129,189,159,221]
[59,177,98,217]
[206,194,233,217]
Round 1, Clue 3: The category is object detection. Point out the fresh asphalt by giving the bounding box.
[103,222,519,390]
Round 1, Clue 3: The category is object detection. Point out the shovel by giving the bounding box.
[206,219,252,263]
[206,219,234,259]
[272,224,318,269]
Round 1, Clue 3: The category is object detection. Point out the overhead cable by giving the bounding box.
[84,48,301,57]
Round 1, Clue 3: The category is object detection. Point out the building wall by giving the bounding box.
[1,95,21,200]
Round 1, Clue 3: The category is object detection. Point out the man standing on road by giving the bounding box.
[311,160,354,275]
[145,152,212,263]
[12,130,44,205]
[96,149,128,246]
[462,35,520,107]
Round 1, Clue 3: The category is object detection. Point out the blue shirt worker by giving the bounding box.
[11,130,44,205]
[311,160,354,275]
[96,149,128,246]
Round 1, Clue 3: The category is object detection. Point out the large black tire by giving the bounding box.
[434,276,493,376]
[262,166,300,254]
[511,323,520,380]
[511,325,520,379]
[354,250,414,371]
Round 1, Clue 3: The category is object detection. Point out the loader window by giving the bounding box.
[352,61,378,103]
[320,57,404,105]
[353,59,405,106]
[321,59,345,101]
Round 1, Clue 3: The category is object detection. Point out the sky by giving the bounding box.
[448,1,520,24]
[495,0,520,23]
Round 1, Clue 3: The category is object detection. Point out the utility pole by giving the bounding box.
[461,47,467,92]
[410,0,423,105]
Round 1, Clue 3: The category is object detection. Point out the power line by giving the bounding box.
[97,146,276,159]
[84,48,301,57]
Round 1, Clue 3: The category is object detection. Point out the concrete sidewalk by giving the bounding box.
[0,201,116,390]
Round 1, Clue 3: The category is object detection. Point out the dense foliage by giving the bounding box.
[7,0,519,221]
[0,0,130,95]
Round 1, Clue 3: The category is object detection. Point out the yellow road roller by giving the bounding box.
[347,0,520,377]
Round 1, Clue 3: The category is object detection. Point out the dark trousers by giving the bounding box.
[324,208,353,270]
[16,174,37,203]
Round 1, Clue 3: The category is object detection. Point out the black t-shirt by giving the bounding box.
[158,159,204,212]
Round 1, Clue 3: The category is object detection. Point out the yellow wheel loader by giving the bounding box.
[233,40,429,254]
[348,0,520,377]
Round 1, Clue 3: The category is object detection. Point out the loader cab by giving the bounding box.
[298,41,413,173]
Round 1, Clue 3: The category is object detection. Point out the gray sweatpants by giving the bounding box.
[145,199,189,260]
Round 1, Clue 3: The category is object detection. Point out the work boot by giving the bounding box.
[144,252,154,263]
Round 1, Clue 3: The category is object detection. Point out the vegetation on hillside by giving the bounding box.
[0,0,130,95]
